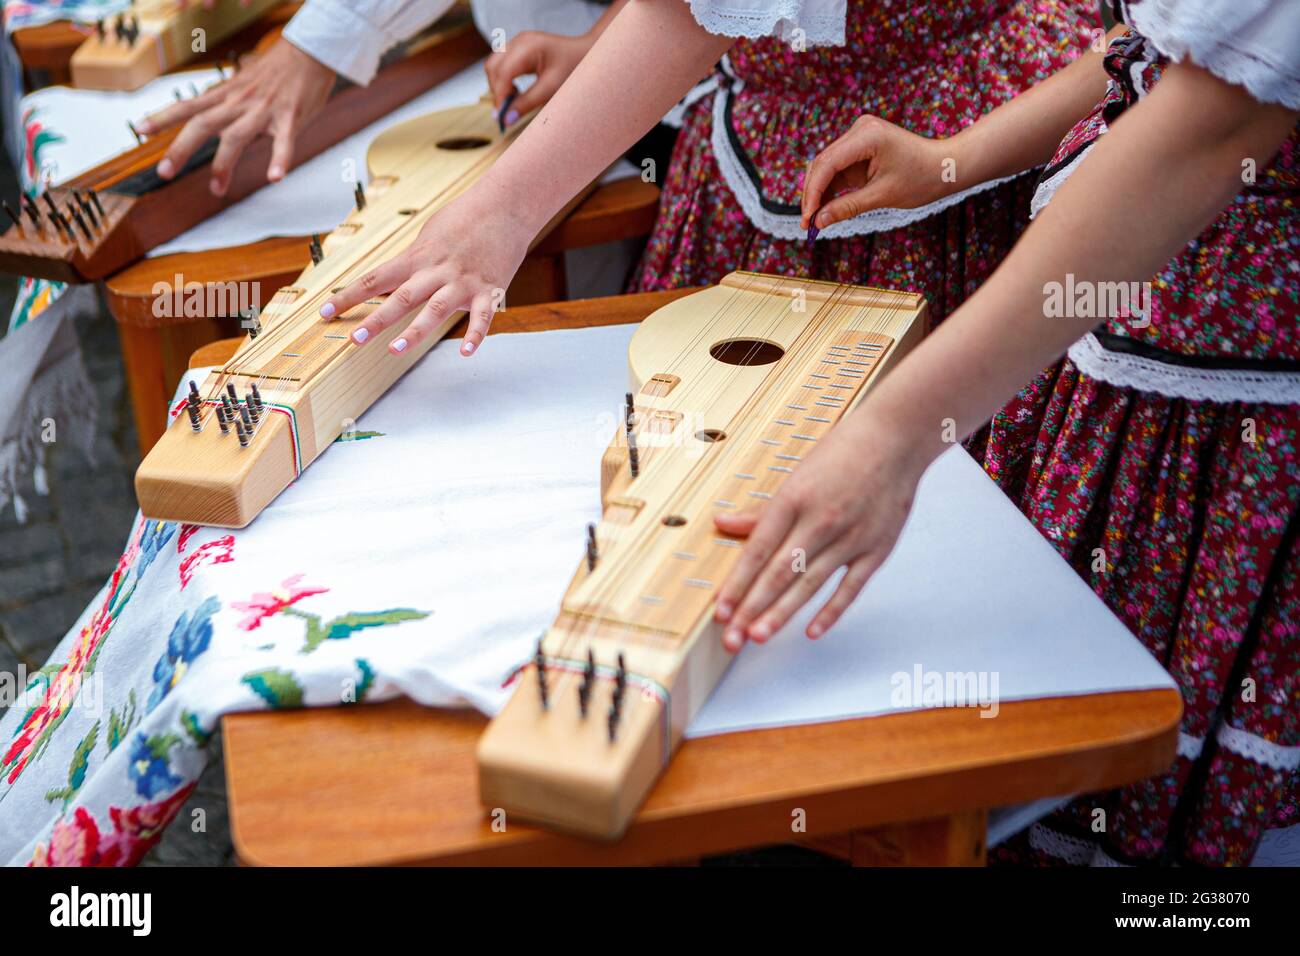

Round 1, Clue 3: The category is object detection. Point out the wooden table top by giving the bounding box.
[214,289,1182,866]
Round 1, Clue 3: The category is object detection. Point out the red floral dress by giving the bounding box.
[979,1,1300,866]
[632,0,1101,325]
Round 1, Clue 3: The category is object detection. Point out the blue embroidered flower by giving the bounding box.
[136,520,177,579]
[128,733,183,799]
[147,596,219,711]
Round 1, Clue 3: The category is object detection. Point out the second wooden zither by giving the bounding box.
[477,272,927,839]
[134,95,594,528]
[70,0,281,90]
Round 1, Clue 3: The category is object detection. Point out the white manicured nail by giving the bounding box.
[392,337,407,353]
[352,328,369,344]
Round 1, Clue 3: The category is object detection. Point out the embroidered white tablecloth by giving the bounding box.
[0,322,1177,865]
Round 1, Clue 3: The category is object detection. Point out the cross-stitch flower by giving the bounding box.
[135,520,177,579]
[128,734,184,800]
[147,596,220,711]
[28,784,196,867]
[2,518,144,785]
[231,574,329,631]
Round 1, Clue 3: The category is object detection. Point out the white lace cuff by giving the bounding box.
[1125,0,1300,108]
[685,0,847,46]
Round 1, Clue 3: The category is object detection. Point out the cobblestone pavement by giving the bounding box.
[0,148,233,866]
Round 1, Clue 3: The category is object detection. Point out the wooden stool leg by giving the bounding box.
[116,322,169,458]
[848,809,987,867]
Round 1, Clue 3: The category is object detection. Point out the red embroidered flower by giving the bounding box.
[231,574,329,631]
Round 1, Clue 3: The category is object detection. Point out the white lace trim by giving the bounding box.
[685,0,847,46]
[1067,333,1300,404]
[1177,731,1206,761]
[1029,143,1097,219]
[1028,823,1095,865]
[1217,722,1300,771]
[1125,0,1300,109]
[709,83,1026,240]
[1090,846,1132,867]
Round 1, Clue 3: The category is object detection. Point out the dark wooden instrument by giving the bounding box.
[0,14,487,283]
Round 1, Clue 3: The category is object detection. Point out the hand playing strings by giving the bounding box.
[137,38,335,196]
[801,115,957,233]
[713,410,929,651]
[486,32,593,129]
[319,194,531,356]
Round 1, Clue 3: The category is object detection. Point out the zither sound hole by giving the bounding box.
[709,338,785,367]
[662,515,687,527]
[696,429,726,443]
[436,136,491,151]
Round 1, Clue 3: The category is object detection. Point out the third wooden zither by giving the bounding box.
[70,0,281,90]
[478,273,927,839]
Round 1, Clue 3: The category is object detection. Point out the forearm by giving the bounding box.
[479,0,731,234]
[946,26,1120,189]
[861,62,1298,468]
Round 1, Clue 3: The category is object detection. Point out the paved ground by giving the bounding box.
[0,146,233,865]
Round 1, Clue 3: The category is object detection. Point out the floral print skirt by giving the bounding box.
[630,94,1041,329]
[972,360,1300,866]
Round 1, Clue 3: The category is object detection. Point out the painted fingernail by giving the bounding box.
[807,224,820,243]
[750,621,771,641]
[268,165,284,181]
[723,628,743,651]
[504,110,519,127]
[157,159,174,178]
[462,339,475,355]
[716,600,733,622]
[319,302,336,318]
[352,328,369,344]
[807,622,824,639]
[392,337,408,353]
[210,179,225,196]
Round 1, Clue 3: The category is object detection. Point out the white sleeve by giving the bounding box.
[470,0,607,44]
[1125,0,1300,108]
[684,0,846,47]
[282,0,459,86]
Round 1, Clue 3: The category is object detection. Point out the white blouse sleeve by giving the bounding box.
[1124,0,1300,108]
[282,0,458,86]
[684,0,847,47]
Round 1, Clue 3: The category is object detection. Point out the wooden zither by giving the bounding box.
[0,15,487,283]
[477,273,927,839]
[70,0,281,91]
[135,97,595,528]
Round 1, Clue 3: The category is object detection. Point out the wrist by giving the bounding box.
[849,389,946,483]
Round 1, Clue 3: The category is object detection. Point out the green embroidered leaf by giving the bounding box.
[300,608,429,654]
[352,659,376,704]
[106,690,139,752]
[180,711,213,746]
[145,733,182,760]
[45,721,99,808]
[241,668,304,709]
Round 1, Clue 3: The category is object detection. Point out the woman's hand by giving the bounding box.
[319,194,532,357]
[802,115,959,233]
[485,31,594,127]
[136,38,336,195]
[713,410,930,651]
